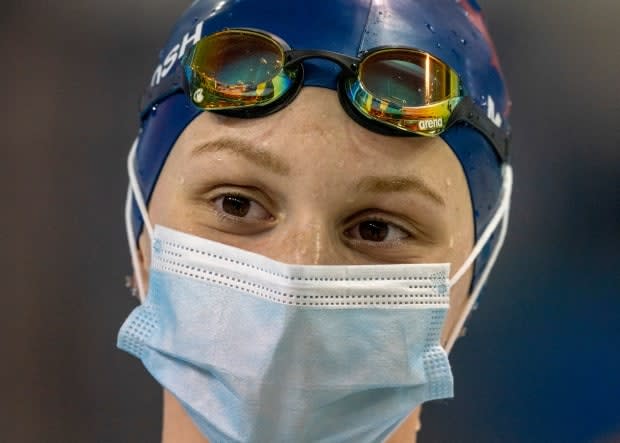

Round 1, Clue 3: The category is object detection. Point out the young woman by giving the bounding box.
[119,1,513,441]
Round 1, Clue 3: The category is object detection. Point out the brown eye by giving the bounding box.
[346,219,410,243]
[213,193,272,221]
[222,195,250,217]
[359,221,389,242]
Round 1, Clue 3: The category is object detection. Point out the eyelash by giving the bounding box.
[211,192,271,222]
[344,215,413,244]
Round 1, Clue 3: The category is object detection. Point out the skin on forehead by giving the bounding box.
[137,87,474,442]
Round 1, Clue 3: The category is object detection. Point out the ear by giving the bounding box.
[135,230,152,299]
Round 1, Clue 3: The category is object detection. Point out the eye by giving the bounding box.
[345,219,410,243]
[212,194,272,221]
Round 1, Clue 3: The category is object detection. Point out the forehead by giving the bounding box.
[170,88,464,193]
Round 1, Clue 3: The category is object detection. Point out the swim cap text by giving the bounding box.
[151,21,204,87]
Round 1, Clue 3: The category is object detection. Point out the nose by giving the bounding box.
[270,221,343,266]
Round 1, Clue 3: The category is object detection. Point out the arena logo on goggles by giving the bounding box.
[151,21,204,87]
[418,118,443,130]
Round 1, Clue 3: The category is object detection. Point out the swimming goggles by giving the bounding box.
[140,28,510,161]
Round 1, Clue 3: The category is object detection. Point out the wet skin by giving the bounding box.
[136,87,474,443]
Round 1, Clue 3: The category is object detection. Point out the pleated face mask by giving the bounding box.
[119,225,453,443]
[118,140,513,442]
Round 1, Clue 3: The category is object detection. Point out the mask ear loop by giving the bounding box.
[124,137,154,303]
[445,164,513,353]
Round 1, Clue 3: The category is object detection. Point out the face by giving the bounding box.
[139,86,474,342]
[137,87,475,441]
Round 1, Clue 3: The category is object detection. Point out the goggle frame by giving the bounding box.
[140,28,510,162]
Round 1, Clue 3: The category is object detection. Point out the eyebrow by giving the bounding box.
[191,137,444,205]
[191,137,290,175]
[356,175,446,206]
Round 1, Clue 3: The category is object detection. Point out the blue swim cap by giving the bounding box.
[130,0,511,291]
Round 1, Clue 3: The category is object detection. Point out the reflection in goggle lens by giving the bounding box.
[186,30,294,107]
[183,30,463,137]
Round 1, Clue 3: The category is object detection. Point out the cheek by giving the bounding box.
[148,158,196,233]
[439,155,474,268]
[449,206,474,261]
[440,185,475,344]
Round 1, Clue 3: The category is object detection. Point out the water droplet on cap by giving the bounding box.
[436,42,442,49]
[426,23,435,33]
[460,38,467,45]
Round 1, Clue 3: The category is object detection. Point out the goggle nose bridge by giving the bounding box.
[284,50,360,77]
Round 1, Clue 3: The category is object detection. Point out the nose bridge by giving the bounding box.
[277,219,339,266]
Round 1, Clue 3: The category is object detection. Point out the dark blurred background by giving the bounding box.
[2,1,619,442]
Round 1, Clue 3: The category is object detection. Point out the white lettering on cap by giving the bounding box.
[151,20,204,87]
[487,95,503,128]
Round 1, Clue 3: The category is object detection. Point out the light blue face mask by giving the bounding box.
[118,141,513,442]
[119,225,453,443]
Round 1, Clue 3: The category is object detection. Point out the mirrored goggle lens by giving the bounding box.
[361,49,460,105]
[348,49,462,135]
[184,30,297,109]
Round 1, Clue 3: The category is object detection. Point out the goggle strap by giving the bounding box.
[448,97,510,162]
